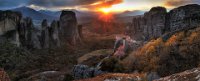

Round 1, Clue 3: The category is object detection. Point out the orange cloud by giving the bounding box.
[164,0,191,7]
[93,0,123,8]
[83,0,123,11]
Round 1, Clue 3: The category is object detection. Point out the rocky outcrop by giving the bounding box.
[127,4,200,41]
[27,71,65,81]
[154,67,200,81]
[60,11,81,45]
[0,68,10,81]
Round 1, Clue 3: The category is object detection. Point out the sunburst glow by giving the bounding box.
[99,8,111,14]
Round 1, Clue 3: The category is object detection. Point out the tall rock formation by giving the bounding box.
[127,7,167,41]
[60,11,81,45]
[0,11,42,49]
[49,20,60,47]
[0,10,21,46]
[143,7,167,40]
[41,19,50,48]
[127,4,200,41]
[19,17,41,49]
[0,10,81,49]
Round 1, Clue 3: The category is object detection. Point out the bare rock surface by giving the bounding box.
[154,67,200,81]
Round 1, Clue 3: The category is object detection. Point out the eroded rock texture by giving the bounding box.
[60,11,81,45]
[167,4,200,31]
[127,7,167,41]
[127,4,200,41]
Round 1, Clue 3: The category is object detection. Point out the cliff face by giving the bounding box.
[127,4,200,41]
[167,4,200,31]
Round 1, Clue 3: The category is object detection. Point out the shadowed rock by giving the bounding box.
[19,17,41,49]
[41,19,50,48]
[49,20,61,47]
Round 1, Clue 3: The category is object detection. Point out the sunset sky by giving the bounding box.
[0,0,200,12]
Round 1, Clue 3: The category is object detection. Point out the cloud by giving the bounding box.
[91,0,123,8]
[27,0,124,11]
[0,0,27,9]
[28,0,102,8]
[164,0,200,7]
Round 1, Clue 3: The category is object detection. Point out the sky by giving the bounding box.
[0,0,200,12]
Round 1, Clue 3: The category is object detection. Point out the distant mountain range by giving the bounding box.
[12,6,58,21]
[8,6,145,25]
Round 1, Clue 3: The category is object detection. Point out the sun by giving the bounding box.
[99,8,111,14]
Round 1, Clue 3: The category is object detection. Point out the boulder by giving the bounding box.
[72,64,104,80]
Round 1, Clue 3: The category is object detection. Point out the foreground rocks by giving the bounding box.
[155,67,200,81]
[73,64,104,80]
[27,71,65,81]
[75,73,145,81]
[127,4,200,41]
